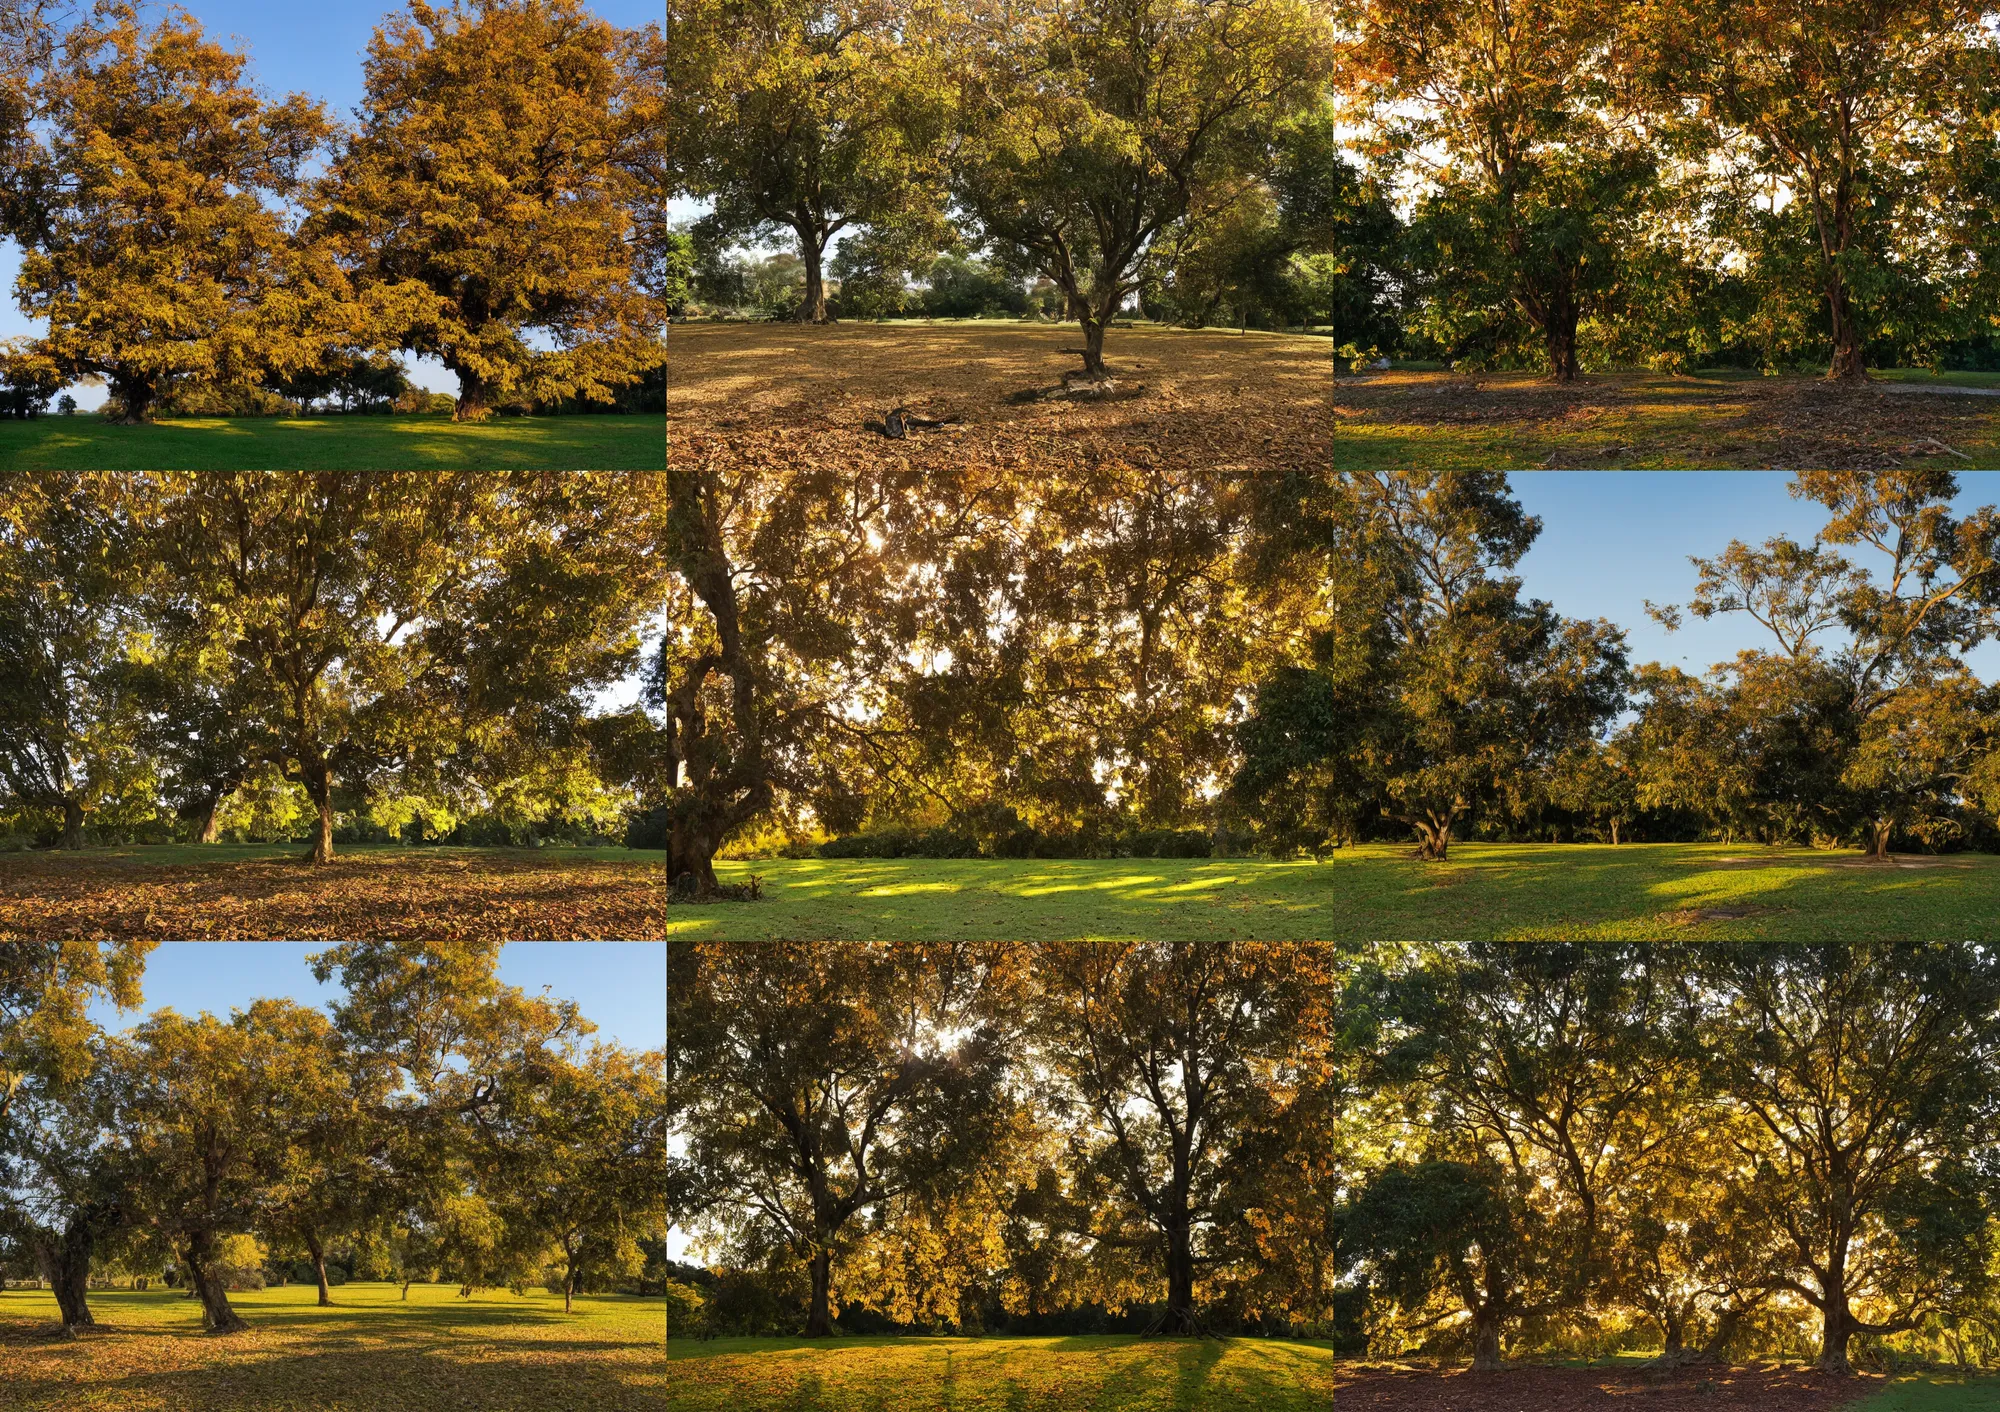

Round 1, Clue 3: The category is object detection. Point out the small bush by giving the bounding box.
[818,827,979,859]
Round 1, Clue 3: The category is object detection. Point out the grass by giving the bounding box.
[669,1337,1997,1410]
[674,844,2000,941]
[668,1334,1340,1411]
[668,320,1329,477]
[0,415,665,469]
[0,1281,662,1411]
[1335,368,2000,469]
[1,842,665,940]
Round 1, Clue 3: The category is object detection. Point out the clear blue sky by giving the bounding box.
[85,942,667,1052]
[0,0,663,407]
[1508,471,2000,684]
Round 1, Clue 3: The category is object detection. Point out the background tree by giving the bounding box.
[8,2,330,423]
[951,0,1335,374]
[317,0,665,419]
[666,0,955,324]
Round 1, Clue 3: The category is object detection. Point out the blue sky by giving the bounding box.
[1508,471,2000,683]
[85,941,667,1052]
[0,0,663,408]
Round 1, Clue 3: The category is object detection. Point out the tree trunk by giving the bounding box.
[115,372,155,424]
[564,1263,577,1315]
[192,793,223,844]
[804,1249,834,1337]
[1158,1222,1199,1334]
[305,763,335,864]
[1825,277,1865,381]
[1818,1301,1853,1374]
[1545,308,1580,383]
[1867,817,1893,862]
[668,820,719,896]
[30,1216,97,1330]
[1470,1306,1503,1371]
[794,221,831,324]
[61,794,84,850]
[1609,819,1622,846]
[1411,808,1456,861]
[304,1229,332,1307]
[453,367,495,421]
[402,1278,413,1300]
[185,1232,249,1334]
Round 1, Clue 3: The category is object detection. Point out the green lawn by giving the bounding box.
[677,845,2000,940]
[669,1335,1340,1411]
[1335,369,2000,469]
[0,1282,663,1411]
[0,415,664,468]
[1855,1376,2000,1411]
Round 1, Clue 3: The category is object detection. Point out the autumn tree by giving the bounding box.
[1638,0,1986,380]
[0,471,145,848]
[1232,471,1629,860]
[1695,942,2000,1374]
[316,0,665,419]
[667,0,955,324]
[672,941,1018,1337]
[950,0,1334,375]
[5,2,332,422]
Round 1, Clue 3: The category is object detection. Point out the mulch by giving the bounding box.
[1330,1363,1880,1411]
[1336,372,1993,468]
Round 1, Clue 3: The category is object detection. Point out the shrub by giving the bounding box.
[666,1280,709,1337]
[626,804,669,850]
[1124,829,1213,858]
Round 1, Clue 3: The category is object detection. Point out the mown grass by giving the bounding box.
[1853,1376,2000,1410]
[668,1335,1340,1412]
[676,845,2000,941]
[0,415,665,469]
[0,1281,663,1411]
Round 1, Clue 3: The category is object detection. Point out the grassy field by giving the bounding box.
[1336,368,2000,469]
[0,1281,662,1411]
[0,415,665,468]
[670,1337,1989,1411]
[674,845,2000,941]
[0,842,665,940]
[668,320,1329,477]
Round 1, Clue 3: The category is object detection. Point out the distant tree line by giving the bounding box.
[0,0,667,422]
[666,0,1344,371]
[0,472,674,862]
[670,939,2000,1376]
[1,941,666,1333]
[666,468,2000,896]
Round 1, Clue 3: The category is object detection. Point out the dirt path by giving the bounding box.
[1330,1364,1876,1411]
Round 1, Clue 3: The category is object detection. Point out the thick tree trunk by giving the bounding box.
[305,762,335,864]
[794,221,832,324]
[1158,1222,1199,1334]
[304,1229,332,1307]
[1081,317,1109,377]
[1866,817,1893,862]
[1825,278,1865,381]
[1544,308,1580,383]
[1609,819,1622,846]
[452,365,496,421]
[61,795,84,850]
[1817,1301,1853,1374]
[1470,1306,1503,1371]
[30,1217,97,1330]
[1411,808,1457,861]
[114,372,155,424]
[804,1249,834,1337]
[185,1232,249,1334]
[668,821,719,896]
[192,793,223,844]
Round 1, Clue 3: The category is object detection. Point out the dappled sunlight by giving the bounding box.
[855,881,960,896]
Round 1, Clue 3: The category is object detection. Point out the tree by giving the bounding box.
[7,2,331,423]
[1657,471,2000,857]
[1640,0,1985,380]
[317,0,666,419]
[672,940,1017,1337]
[1030,940,1305,1335]
[1695,943,2000,1374]
[1233,471,1629,860]
[496,1045,667,1313]
[667,0,955,324]
[951,0,1334,375]
[0,471,144,848]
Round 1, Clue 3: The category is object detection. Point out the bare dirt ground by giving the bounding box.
[1337,370,2000,468]
[668,321,1332,475]
[1330,1363,1877,1411]
[0,850,665,940]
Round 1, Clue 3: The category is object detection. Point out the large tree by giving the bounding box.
[951,0,1334,375]
[666,0,954,324]
[317,0,665,419]
[6,2,331,423]
[672,940,1017,1337]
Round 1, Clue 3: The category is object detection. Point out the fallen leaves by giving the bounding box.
[0,851,666,940]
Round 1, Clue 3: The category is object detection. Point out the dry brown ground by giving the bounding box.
[1337,369,2000,468]
[0,851,665,940]
[668,321,1332,473]
[1330,1363,1878,1412]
